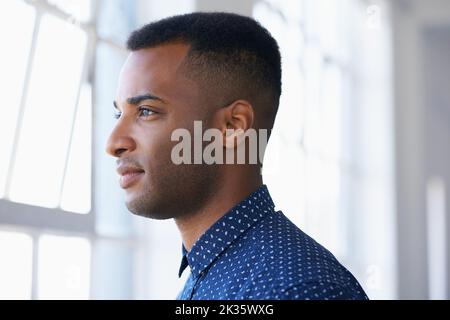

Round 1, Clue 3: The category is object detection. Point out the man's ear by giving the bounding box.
[214,100,255,149]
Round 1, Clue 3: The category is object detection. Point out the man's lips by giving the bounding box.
[117,166,145,189]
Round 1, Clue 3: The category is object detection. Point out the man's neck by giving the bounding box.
[174,169,263,252]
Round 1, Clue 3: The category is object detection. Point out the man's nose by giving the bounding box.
[105,121,137,158]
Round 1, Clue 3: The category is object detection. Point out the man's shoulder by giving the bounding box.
[234,210,368,299]
[243,209,340,268]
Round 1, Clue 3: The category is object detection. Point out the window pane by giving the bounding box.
[0,231,33,299]
[60,83,92,214]
[47,0,92,22]
[38,235,91,299]
[0,1,35,198]
[9,14,87,208]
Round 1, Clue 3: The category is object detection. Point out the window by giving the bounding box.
[0,231,33,299]
[0,0,138,299]
[0,1,36,199]
[38,235,91,299]
[8,13,89,211]
[0,0,91,214]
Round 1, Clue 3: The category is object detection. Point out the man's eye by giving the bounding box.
[114,111,122,119]
[139,107,156,117]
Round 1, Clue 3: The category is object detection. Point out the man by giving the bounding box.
[106,12,368,300]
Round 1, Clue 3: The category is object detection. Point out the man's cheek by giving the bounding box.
[149,139,178,167]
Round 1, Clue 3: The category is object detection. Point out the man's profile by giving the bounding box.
[106,12,368,300]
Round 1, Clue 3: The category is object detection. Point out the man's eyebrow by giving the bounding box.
[128,93,166,105]
[113,93,166,110]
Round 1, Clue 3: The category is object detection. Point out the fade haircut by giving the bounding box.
[127,12,282,130]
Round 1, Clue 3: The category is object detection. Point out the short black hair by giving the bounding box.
[126,12,282,130]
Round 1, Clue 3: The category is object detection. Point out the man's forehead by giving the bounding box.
[115,43,198,107]
[119,43,191,89]
[124,43,190,71]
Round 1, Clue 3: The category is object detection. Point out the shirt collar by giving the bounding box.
[178,184,275,278]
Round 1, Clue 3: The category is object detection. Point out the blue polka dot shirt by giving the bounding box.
[176,185,368,300]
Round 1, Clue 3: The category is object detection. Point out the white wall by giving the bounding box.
[392,0,450,299]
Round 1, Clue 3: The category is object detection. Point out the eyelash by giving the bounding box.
[114,106,156,120]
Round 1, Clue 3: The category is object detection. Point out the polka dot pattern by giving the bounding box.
[176,185,368,300]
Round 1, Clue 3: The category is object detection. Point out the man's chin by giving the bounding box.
[125,198,174,220]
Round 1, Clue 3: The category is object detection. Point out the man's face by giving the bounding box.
[106,43,219,219]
